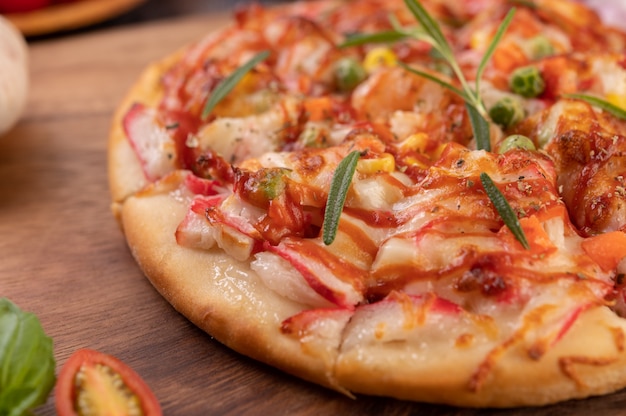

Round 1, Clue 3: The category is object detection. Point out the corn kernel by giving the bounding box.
[233,72,256,93]
[403,156,429,170]
[400,133,429,153]
[606,93,626,111]
[470,29,490,50]
[363,47,397,73]
[357,153,396,174]
[432,143,447,160]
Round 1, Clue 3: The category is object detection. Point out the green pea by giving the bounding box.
[259,168,289,199]
[510,66,545,98]
[497,134,536,153]
[528,35,554,60]
[334,57,367,92]
[488,96,525,128]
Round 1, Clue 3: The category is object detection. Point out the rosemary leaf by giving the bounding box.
[507,0,537,9]
[480,172,530,249]
[404,0,452,58]
[467,103,492,151]
[402,0,493,120]
[323,150,361,245]
[201,50,270,120]
[475,8,516,95]
[339,30,408,48]
[563,93,626,120]
[397,61,467,98]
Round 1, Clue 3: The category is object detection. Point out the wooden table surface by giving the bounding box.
[2,8,626,416]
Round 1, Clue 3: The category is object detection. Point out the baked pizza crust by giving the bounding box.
[335,305,626,407]
[119,191,346,392]
[108,51,181,221]
[108,3,626,408]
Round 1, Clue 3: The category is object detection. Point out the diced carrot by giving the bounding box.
[492,43,527,74]
[581,231,626,271]
[499,208,564,253]
[304,96,334,121]
[518,214,553,250]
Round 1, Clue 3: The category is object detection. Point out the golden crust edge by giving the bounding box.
[335,305,626,407]
[119,192,345,392]
[107,50,184,224]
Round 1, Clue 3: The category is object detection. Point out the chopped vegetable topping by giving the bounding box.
[510,66,545,98]
[489,96,525,128]
[363,47,397,73]
[497,134,536,153]
[527,35,555,60]
[334,57,367,91]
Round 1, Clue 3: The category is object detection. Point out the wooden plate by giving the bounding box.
[5,0,146,37]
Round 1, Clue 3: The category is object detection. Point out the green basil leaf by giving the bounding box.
[201,50,270,120]
[563,93,626,120]
[480,173,530,249]
[323,150,361,245]
[0,298,56,416]
[339,30,408,48]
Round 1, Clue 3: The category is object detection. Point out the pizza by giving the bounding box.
[108,0,626,407]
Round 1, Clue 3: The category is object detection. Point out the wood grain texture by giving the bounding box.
[1,12,626,416]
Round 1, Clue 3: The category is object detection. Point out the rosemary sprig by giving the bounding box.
[480,172,530,249]
[340,1,516,150]
[563,93,626,120]
[341,30,409,48]
[404,0,529,249]
[402,0,516,136]
[396,61,465,97]
[327,1,529,249]
[466,103,492,152]
[322,150,361,245]
[474,9,516,97]
[201,50,270,120]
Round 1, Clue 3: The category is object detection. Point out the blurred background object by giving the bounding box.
[1,0,289,39]
[0,15,27,135]
[2,0,624,40]
[2,0,147,37]
[579,0,626,29]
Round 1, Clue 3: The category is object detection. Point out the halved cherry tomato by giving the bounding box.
[55,348,162,416]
